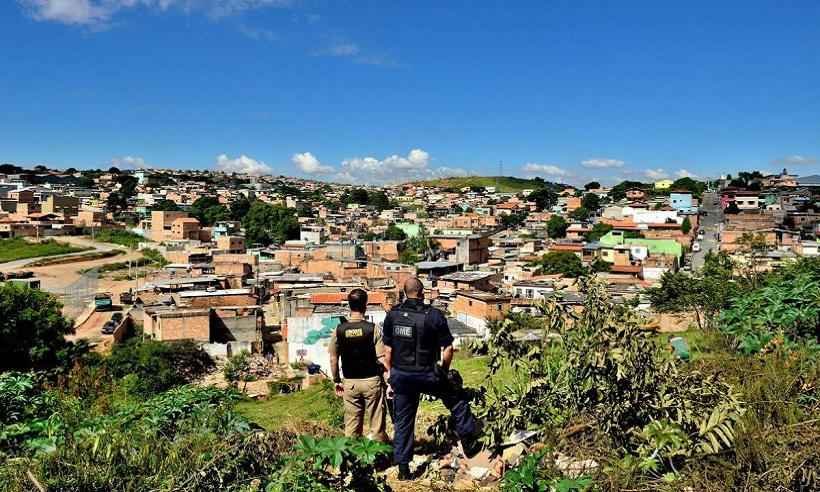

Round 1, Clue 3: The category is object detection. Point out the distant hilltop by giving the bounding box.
[409,175,565,193]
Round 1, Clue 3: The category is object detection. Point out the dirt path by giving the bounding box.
[7,236,143,294]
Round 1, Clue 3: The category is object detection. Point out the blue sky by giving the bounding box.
[2,1,819,185]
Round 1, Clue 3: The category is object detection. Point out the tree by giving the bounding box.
[190,196,229,226]
[108,166,121,174]
[681,217,692,234]
[584,181,600,191]
[383,224,407,241]
[737,232,769,288]
[590,258,611,272]
[671,177,706,197]
[229,196,252,221]
[151,199,180,212]
[581,193,601,211]
[609,181,646,201]
[0,283,74,370]
[343,188,370,206]
[529,188,558,211]
[547,215,568,238]
[531,251,587,277]
[106,192,128,212]
[367,191,391,211]
[243,202,300,246]
[646,270,731,330]
[584,222,613,242]
[570,206,591,221]
[203,205,230,226]
[223,351,256,391]
[501,212,527,228]
[64,167,78,174]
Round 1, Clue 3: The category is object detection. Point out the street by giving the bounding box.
[691,191,723,270]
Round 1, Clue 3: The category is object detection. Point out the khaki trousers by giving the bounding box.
[343,376,388,442]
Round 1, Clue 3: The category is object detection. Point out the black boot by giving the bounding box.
[397,464,412,480]
[461,434,483,458]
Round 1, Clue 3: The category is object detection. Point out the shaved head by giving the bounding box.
[403,277,424,299]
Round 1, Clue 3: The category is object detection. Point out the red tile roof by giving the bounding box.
[310,291,387,305]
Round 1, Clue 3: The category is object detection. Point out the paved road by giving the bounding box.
[691,192,723,270]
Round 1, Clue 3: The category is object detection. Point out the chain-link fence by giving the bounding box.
[59,267,99,319]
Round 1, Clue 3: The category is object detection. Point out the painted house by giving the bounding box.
[669,191,696,213]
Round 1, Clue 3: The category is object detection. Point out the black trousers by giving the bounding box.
[388,367,477,465]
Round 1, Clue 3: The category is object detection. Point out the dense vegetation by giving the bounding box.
[1,248,818,490]
[92,229,147,249]
[0,283,75,371]
[0,238,86,263]
[243,202,300,247]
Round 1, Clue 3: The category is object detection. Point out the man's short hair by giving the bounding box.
[348,288,368,313]
[403,277,423,298]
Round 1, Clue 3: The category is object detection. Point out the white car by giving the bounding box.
[692,243,701,252]
[697,232,704,240]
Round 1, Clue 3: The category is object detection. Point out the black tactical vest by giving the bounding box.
[390,302,440,372]
[336,321,381,379]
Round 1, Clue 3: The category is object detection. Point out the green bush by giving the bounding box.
[106,339,214,396]
[719,261,820,354]
[92,229,146,249]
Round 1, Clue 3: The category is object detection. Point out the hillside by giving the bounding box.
[411,176,560,193]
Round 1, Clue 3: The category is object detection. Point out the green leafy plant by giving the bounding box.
[502,451,591,492]
[266,435,391,492]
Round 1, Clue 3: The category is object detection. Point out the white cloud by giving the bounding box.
[334,148,461,184]
[214,153,272,175]
[110,155,151,169]
[644,168,668,180]
[18,0,291,26]
[675,169,699,179]
[581,158,624,169]
[773,155,818,166]
[292,152,333,175]
[522,163,568,176]
[342,148,430,176]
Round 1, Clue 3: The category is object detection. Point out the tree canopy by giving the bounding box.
[529,188,558,211]
[0,283,74,370]
[609,180,647,201]
[584,222,613,242]
[531,251,587,277]
[151,199,180,212]
[383,223,407,241]
[242,202,300,246]
[189,196,230,226]
[547,215,568,238]
[581,193,601,211]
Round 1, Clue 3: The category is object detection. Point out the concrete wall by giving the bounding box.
[286,310,386,372]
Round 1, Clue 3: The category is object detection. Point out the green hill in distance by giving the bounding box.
[410,176,563,193]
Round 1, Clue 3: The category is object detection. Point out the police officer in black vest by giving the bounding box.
[330,289,388,441]
[383,277,481,480]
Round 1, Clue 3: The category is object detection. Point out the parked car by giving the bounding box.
[111,312,123,323]
[101,320,116,335]
[692,242,701,252]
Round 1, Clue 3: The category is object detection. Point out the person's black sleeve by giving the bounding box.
[382,312,394,347]
[432,309,454,347]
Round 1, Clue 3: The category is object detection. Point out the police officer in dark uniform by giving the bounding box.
[382,277,481,480]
